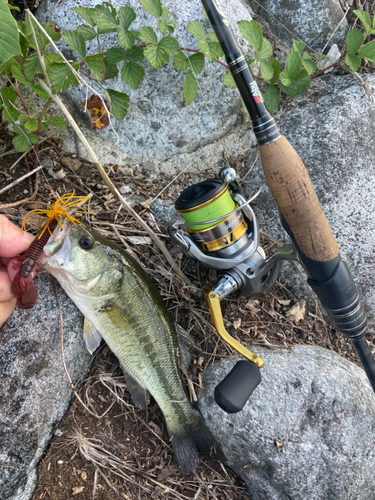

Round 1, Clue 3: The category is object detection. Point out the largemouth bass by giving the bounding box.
[42,221,221,475]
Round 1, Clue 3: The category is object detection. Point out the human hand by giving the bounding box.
[0,215,35,326]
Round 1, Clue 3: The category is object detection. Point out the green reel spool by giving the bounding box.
[175,178,248,255]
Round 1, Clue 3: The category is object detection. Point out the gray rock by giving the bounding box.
[246,0,348,50]
[0,273,90,500]
[36,0,255,173]
[247,74,375,326]
[198,345,375,500]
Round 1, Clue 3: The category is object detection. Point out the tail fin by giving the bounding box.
[169,413,225,476]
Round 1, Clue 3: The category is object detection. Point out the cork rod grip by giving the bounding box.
[260,136,339,262]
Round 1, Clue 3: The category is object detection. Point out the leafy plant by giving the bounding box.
[1,0,375,153]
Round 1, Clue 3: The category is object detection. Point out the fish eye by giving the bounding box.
[79,235,94,250]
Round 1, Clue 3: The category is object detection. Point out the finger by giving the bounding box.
[0,267,13,303]
[0,298,17,327]
[0,215,35,258]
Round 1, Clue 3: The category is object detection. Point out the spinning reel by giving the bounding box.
[168,167,298,413]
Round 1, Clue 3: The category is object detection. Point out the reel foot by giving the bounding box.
[215,360,261,413]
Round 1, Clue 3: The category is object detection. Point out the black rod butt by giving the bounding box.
[214,360,261,413]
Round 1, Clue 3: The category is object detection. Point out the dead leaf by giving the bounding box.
[233,318,242,330]
[127,236,152,245]
[286,300,306,323]
[72,486,85,495]
[278,299,291,306]
[274,440,283,449]
[80,471,87,480]
[82,95,109,130]
[140,197,153,209]
[61,157,81,172]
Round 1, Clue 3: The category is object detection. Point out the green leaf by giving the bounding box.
[208,31,218,42]
[18,115,29,122]
[118,29,135,49]
[118,6,136,30]
[93,4,119,30]
[126,45,144,62]
[105,63,118,79]
[357,41,375,63]
[121,60,145,88]
[106,89,129,120]
[345,53,361,71]
[161,8,175,23]
[237,20,262,52]
[13,131,39,152]
[187,52,205,74]
[24,117,39,131]
[353,10,371,34]
[62,30,86,58]
[0,0,22,64]
[23,53,42,81]
[33,84,50,99]
[260,60,274,81]
[286,50,302,78]
[144,43,169,68]
[347,29,365,55]
[105,47,125,64]
[158,20,174,35]
[302,51,317,75]
[183,71,198,105]
[76,25,97,41]
[198,41,223,62]
[138,26,158,44]
[258,38,272,61]
[85,55,106,81]
[292,40,305,52]
[280,68,292,86]
[47,62,79,93]
[264,84,279,113]
[223,71,236,88]
[280,69,310,96]
[187,21,206,41]
[71,7,97,27]
[19,31,29,58]
[173,51,188,71]
[268,58,281,84]
[314,52,329,62]
[44,22,61,42]
[0,87,18,121]
[139,0,162,18]
[48,116,66,130]
[40,122,48,131]
[11,60,32,87]
[158,36,179,55]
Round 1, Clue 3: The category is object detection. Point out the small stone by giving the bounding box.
[23,189,28,194]
[54,429,63,437]
[57,460,64,464]
[119,185,132,194]
[118,166,134,176]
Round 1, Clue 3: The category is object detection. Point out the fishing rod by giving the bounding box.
[169,0,375,413]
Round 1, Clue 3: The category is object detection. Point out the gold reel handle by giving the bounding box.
[204,291,264,369]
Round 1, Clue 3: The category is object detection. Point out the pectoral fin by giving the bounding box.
[83,318,103,354]
[120,364,148,410]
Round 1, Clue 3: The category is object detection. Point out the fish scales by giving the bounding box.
[42,221,222,475]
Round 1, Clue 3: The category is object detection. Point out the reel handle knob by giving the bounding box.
[214,360,261,413]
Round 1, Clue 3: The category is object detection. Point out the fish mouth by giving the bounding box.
[41,220,72,266]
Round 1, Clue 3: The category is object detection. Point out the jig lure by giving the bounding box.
[11,192,90,309]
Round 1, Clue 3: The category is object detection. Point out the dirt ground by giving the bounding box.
[0,122,366,500]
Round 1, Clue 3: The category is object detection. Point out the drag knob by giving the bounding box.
[214,360,261,413]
